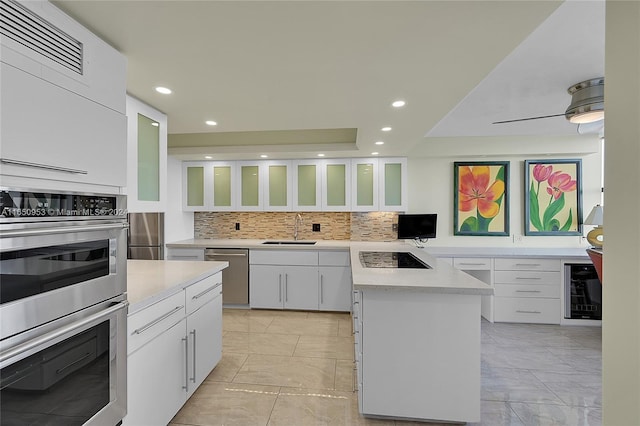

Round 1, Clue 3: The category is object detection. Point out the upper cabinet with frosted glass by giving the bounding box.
[182,157,405,212]
[378,157,407,212]
[126,96,167,212]
[264,160,293,211]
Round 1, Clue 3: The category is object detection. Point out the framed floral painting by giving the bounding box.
[454,161,509,236]
[524,159,582,235]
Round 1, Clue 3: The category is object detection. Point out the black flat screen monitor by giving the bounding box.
[397,214,437,240]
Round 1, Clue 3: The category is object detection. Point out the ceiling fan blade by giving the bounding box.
[492,113,566,124]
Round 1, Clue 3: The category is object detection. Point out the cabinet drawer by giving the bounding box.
[128,292,185,354]
[454,257,491,270]
[185,273,223,315]
[494,284,560,298]
[167,248,205,261]
[319,250,350,266]
[494,258,560,272]
[494,270,560,285]
[250,250,318,266]
[494,297,560,324]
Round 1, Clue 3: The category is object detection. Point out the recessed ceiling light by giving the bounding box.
[371,152,379,155]
[392,100,405,108]
[205,120,217,126]
[317,153,325,157]
[205,156,212,159]
[155,86,172,94]
[151,122,159,127]
[260,154,268,158]
[381,127,392,132]
[375,141,384,145]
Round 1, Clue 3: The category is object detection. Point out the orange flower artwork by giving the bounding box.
[454,162,509,236]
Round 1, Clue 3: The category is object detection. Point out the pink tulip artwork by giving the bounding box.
[525,160,582,235]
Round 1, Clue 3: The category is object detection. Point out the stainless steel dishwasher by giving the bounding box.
[205,248,249,305]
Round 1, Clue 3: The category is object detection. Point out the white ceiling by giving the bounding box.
[53,0,604,160]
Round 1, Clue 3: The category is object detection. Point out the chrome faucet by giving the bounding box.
[294,213,303,240]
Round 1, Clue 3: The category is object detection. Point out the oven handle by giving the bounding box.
[0,301,128,364]
[0,222,129,238]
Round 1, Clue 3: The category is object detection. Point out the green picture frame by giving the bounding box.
[454,161,510,236]
[524,159,582,236]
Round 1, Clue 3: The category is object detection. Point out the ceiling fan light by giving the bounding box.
[565,77,604,124]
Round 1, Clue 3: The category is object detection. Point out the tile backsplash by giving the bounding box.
[194,211,398,241]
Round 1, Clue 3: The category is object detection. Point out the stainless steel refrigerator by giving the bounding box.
[127,213,164,260]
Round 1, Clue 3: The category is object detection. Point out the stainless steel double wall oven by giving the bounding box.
[0,188,129,425]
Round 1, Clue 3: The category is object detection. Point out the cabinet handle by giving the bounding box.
[278,274,282,302]
[516,310,541,314]
[320,275,324,304]
[0,158,88,174]
[182,337,189,392]
[515,277,541,280]
[515,290,542,293]
[190,330,197,383]
[172,255,200,259]
[515,263,541,267]
[459,262,486,266]
[132,306,184,335]
[192,284,221,300]
[206,252,247,257]
[285,274,288,302]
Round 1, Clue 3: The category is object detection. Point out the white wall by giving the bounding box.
[603,1,640,423]
[164,156,194,245]
[407,134,602,247]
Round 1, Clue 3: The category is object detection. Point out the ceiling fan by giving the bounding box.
[493,77,604,134]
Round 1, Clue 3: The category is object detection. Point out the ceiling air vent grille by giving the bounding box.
[0,0,83,74]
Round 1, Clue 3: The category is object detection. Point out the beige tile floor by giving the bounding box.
[170,309,602,426]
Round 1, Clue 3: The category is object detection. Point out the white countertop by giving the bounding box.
[167,238,351,251]
[350,242,493,295]
[127,259,228,314]
[167,238,588,258]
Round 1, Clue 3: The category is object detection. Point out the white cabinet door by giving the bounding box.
[126,96,167,213]
[319,266,352,312]
[263,160,293,211]
[250,265,284,309]
[183,161,210,211]
[1,64,126,190]
[186,293,222,397]
[321,159,351,211]
[211,161,237,211]
[351,158,379,212]
[124,318,187,426]
[236,161,264,211]
[293,160,322,211]
[378,158,408,212]
[284,266,319,310]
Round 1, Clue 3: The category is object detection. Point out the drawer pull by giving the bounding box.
[133,306,184,335]
[172,255,200,259]
[192,284,221,300]
[515,290,542,293]
[516,310,541,314]
[515,263,541,267]
[1,158,88,174]
[459,262,486,266]
[515,277,541,280]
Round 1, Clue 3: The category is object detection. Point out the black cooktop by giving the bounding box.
[359,251,431,269]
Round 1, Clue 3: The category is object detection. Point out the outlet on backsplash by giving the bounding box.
[312,224,321,232]
[235,222,240,231]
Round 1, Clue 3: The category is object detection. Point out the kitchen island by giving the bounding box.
[350,242,492,424]
[125,260,228,426]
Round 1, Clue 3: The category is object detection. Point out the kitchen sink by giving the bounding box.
[262,241,317,245]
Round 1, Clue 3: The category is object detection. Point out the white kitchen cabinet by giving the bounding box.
[125,318,187,426]
[318,251,352,312]
[1,63,126,191]
[182,162,209,211]
[125,273,223,426]
[292,160,322,211]
[350,158,379,212]
[493,258,561,324]
[453,257,494,322]
[321,159,351,211]
[236,161,264,211]
[126,96,167,212]
[167,248,205,261]
[1,1,126,192]
[263,160,293,211]
[249,264,319,310]
[212,161,237,210]
[378,157,408,212]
